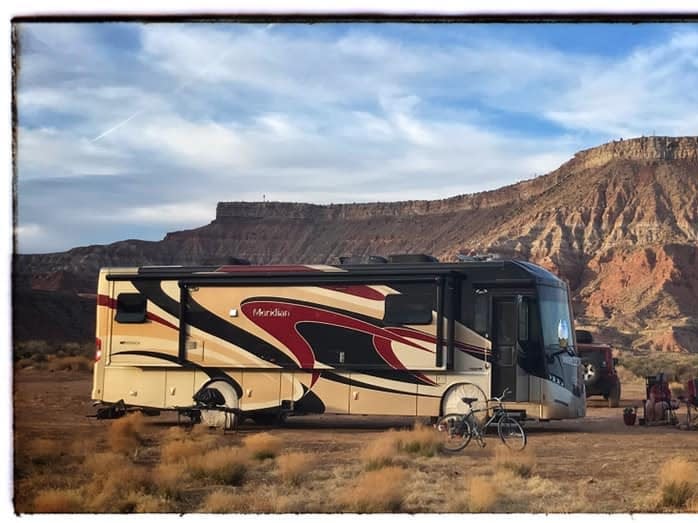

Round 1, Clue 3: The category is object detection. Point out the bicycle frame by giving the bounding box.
[437,387,527,451]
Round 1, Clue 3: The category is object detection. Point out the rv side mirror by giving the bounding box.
[613,357,619,367]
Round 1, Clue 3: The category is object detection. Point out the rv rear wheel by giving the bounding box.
[197,381,240,430]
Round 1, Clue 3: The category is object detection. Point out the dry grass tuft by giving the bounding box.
[687,495,698,512]
[658,458,698,509]
[494,445,536,478]
[160,437,217,463]
[243,432,283,460]
[277,452,313,485]
[360,431,401,470]
[84,451,127,475]
[397,423,442,457]
[33,489,85,513]
[27,438,64,465]
[85,461,154,511]
[341,466,407,513]
[189,446,250,485]
[153,462,188,500]
[199,489,278,513]
[108,413,146,454]
[199,489,239,513]
[467,475,498,512]
[127,493,170,513]
[47,356,92,372]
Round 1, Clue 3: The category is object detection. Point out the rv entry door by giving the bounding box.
[492,298,517,398]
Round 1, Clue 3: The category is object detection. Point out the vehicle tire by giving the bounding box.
[436,413,473,453]
[197,381,239,430]
[608,381,621,408]
[441,382,488,424]
[583,361,600,387]
[498,415,526,451]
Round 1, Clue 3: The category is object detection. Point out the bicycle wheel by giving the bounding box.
[436,413,474,452]
[497,415,526,450]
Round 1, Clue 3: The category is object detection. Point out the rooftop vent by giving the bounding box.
[339,255,388,265]
[456,253,500,262]
[387,254,439,263]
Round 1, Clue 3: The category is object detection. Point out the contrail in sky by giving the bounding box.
[90,23,277,143]
[91,109,144,142]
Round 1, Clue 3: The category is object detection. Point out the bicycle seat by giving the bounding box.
[460,397,479,406]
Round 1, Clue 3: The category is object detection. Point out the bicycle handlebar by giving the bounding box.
[491,388,511,404]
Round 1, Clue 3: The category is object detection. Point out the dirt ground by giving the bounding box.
[11,368,698,514]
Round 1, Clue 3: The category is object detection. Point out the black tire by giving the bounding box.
[498,415,526,451]
[436,413,473,453]
[608,381,621,408]
[583,361,600,387]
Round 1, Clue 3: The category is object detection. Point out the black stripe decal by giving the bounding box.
[186,295,299,368]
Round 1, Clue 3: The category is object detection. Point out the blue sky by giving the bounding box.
[14,22,698,253]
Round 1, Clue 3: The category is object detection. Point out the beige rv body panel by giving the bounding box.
[92,268,494,416]
[91,264,584,421]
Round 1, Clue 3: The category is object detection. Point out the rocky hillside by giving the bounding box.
[15,136,698,352]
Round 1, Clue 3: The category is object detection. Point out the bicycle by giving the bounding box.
[436,388,527,451]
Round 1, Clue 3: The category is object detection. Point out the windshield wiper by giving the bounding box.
[547,344,576,362]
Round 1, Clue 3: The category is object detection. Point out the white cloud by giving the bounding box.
[112,202,215,225]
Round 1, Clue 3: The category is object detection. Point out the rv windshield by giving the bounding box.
[538,285,575,354]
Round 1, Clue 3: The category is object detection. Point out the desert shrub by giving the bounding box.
[30,352,48,363]
[360,431,401,470]
[467,475,498,512]
[448,475,499,513]
[160,437,217,463]
[84,451,128,475]
[199,489,239,513]
[340,466,407,513]
[243,432,283,460]
[189,446,250,486]
[107,413,146,454]
[619,354,698,384]
[494,445,536,479]
[26,438,65,466]
[153,462,188,500]
[658,458,698,509]
[127,493,170,513]
[16,358,35,369]
[16,340,51,357]
[84,458,155,511]
[33,488,85,513]
[58,342,82,356]
[199,490,278,513]
[277,452,313,486]
[397,423,442,457]
[47,356,92,372]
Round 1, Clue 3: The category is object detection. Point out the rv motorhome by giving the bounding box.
[91,255,586,428]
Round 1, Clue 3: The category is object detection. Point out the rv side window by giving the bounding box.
[115,293,147,323]
[384,294,433,325]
